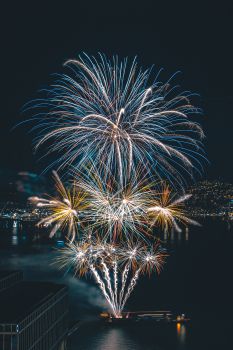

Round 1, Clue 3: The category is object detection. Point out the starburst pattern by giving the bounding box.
[147,183,199,232]
[29,171,89,242]
[75,165,155,240]
[26,53,206,187]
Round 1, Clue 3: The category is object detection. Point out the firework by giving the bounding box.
[29,167,196,242]
[25,53,206,317]
[147,183,199,232]
[57,238,166,317]
[26,53,206,187]
[29,171,89,242]
[74,165,155,240]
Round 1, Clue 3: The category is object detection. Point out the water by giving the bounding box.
[0,218,233,349]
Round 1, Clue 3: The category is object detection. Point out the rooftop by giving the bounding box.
[0,270,17,279]
[0,280,66,324]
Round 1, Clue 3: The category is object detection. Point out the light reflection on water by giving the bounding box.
[176,323,186,347]
[69,322,175,350]
[88,328,141,350]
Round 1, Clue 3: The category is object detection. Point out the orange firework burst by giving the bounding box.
[147,184,199,233]
[29,171,90,242]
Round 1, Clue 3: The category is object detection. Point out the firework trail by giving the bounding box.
[101,260,117,314]
[25,53,206,187]
[113,260,118,308]
[121,268,140,311]
[118,264,130,313]
[90,264,117,316]
[57,239,166,317]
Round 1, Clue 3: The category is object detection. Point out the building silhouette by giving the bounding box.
[0,271,68,350]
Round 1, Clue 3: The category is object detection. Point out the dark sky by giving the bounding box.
[1,1,232,182]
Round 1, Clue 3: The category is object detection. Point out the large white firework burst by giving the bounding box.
[25,53,206,187]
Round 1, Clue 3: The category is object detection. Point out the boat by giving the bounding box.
[100,311,190,324]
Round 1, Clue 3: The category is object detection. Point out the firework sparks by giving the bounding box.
[74,165,155,240]
[147,183,199,232]
[57,238,166,317]
[29,171,89,242]
[26,53,206,186]
[25,53,206,317]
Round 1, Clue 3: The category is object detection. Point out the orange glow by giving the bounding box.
[176,322,181,334]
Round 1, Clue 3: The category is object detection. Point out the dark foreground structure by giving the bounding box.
[0,271,68,350]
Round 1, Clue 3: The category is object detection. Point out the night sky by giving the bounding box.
[1,1,232,182]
